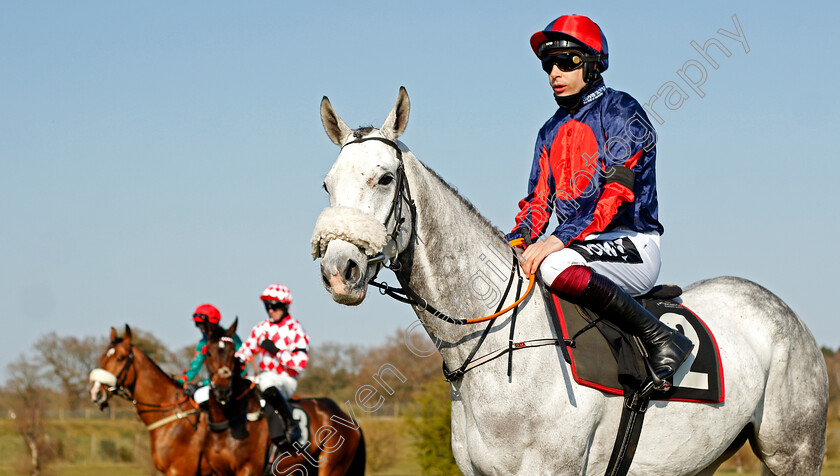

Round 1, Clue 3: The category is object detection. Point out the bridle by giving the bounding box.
[95,342,198,430]
[203,336,258,431]
[106,342,137,402]
[340,134,535,325]
[340,135,416,268]
[335,135,549,381]
[207,336,253,406]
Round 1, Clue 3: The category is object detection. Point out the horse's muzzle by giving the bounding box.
[89,381,109,409]
[320,239,370,305]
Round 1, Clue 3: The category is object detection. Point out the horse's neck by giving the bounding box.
[131,351,181,425]
[400,155,546,364]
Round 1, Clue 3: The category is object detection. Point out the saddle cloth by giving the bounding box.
[548,287,724,403]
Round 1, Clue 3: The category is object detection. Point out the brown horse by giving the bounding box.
[203,320,366,476]
[89,325,211,475]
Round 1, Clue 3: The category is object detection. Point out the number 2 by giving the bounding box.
[659,313,709,390]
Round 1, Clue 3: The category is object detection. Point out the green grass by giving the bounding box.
[0,463,155,476]
[0,414,837,475]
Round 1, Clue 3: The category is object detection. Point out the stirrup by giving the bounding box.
[272,435,291,447]
[642,358,673,392]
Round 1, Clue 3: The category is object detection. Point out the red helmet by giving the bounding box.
[260,283,292,305]
[192,304,221,324]
[530,15,609,73]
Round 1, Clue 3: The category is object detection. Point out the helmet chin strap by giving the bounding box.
[554,75,603,112]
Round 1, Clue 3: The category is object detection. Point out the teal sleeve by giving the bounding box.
[184,339,207,384]
[234,334,247,376]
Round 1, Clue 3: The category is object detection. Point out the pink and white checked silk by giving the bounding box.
[235,315,309,378]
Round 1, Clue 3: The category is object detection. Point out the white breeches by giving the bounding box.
[255,372,298,399]
[539,229,661,296]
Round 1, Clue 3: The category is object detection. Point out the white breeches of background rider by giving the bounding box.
[539,229,661,296]
[256,372,298,399]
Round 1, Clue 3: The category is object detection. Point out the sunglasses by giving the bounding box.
[540,52,586,74]
[193,313,210,321]
[264,301,286,312]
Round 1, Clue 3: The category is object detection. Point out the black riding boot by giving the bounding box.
[263,386,301,445]
[551,266,694,383]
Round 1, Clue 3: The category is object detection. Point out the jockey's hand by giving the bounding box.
[521,235,565,278]
[184,383,199,397]
[260,338,280,356]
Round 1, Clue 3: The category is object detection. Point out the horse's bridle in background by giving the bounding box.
[104,343,137,402]
[94,342,199,430]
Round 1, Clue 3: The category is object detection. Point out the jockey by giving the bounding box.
[507,14,693,385]
[175,303,243,401]
[235,283,309,446]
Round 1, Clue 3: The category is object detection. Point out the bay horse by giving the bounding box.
[89,325,210,475]
[312,87,829,475]
[202,319,366,476]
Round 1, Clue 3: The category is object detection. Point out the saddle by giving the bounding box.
[261,396,308,446]
[263,398,310,468]
[546,284,725,403]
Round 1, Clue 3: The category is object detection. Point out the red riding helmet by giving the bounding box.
[192,304,221,324]
[260,283,293,305]
[530,15,609,73]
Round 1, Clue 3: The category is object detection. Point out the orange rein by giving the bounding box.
[459,238,535,324]
[234,379,256,401]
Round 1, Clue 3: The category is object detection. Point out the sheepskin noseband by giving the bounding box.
[311,206,388,259]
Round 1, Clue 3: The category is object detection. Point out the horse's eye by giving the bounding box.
[378,175,394,186]
[117,356,125,362]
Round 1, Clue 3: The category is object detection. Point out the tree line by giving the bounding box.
[0,326,460,475]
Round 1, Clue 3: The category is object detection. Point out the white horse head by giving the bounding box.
[314,87,414,305]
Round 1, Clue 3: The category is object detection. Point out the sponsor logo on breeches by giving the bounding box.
[569,237,643,264]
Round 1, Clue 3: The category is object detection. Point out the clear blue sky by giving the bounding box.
[2,1,839,380]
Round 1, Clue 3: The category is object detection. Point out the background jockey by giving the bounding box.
[235,283,309,446]
[507,14,693,385]
[175,303,243,401]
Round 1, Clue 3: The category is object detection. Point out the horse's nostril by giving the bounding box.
[322,273,331,289]
[345,260,359,283]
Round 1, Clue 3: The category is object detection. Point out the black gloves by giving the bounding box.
[260,338,280,355]
[184,383,199,397]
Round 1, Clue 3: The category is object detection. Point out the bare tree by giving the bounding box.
[35,332,105,409]
[5,356,54,476]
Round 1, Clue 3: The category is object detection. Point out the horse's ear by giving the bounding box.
[380,86,410,141]
[124,324,133,344]
[110,327,117,342]
[321,96,352,146]
[227,317,238,337]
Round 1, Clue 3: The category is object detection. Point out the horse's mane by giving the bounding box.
[112,337,179,386]
[416,157,505,238]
